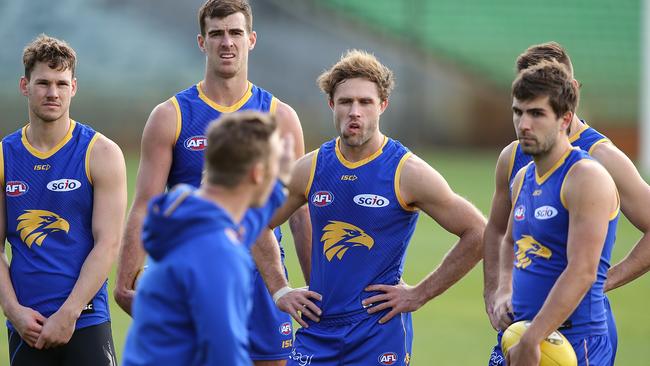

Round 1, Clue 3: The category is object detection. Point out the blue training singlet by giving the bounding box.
[511,148,618,340]
[305,137,419,318]
[2,120,110,330]
[508,122,609,185]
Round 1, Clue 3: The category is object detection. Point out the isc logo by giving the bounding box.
[282,339,293,349]
[279,322,292,335]
[6,181,29,197]
[47,179,81,192]
[311,191,333,207]
[353,194,389,208]
[184,136,207,151]
[340,175,357,181]
[378,352,398,365]
[33,164,51,171]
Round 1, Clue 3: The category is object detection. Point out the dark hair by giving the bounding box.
[198,0,253,36]
[318,49,395,102]
[516,41,573,75]
[23,34,76,79]
[204,111,277,187]
[512,60,579,119]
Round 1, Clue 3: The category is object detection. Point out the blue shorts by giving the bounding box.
[488,296,616,366]
[249,267,294,360]
[287,311,413,366]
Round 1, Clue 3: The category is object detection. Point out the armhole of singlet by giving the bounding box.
[587,138,610,155]
[304,149,320,200]
[270,97,278,116]
[85,133,101,185]
[511,165,528,205]
[559,162,582,210]
[507,141,519,182]
[394,152,418,212]
[170,96,182,146]
[0,141,4,187]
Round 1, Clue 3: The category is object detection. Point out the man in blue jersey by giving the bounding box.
[251,50,487,365]
[483,42,650,365]
[114,1,312,364]
[123,111,293,366]
[0,35,126,365]
[501,61,619,365]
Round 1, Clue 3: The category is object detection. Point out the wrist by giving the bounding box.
[59,303,82,320]
[272,286,293,304]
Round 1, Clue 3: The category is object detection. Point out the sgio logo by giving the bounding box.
[184,136,207,151]
[534,206,558,220]
[6,181,29,197]
[353,194,389,208]
[311,191,334,207]
[47,179,81,192]
[378,352,398,365]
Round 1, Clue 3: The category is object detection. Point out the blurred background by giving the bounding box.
[1,0,648,364]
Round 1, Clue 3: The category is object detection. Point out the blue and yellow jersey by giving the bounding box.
[510,148,619,340]
[167,81,276,189]
[305,137,419,318]
[1,121,109,330]
[508,122,609,185]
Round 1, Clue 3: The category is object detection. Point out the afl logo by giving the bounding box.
[378,352,398,365]
[514,205,525,221]
[184,135,207,151]
[534,206,558,220]
[47,179,81,192]
[6,181,29,197]
[311,191,334,207]
[279,322,292,335]
[354,194,389,208]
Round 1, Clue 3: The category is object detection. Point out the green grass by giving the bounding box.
[2,149,649,364]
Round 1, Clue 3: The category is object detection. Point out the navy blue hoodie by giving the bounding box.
[123,183,285,366]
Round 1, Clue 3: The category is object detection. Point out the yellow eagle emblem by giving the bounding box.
[16,210,70,248]
[514,235,552,269]
[320,220,374,261]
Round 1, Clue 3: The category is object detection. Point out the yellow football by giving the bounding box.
[501,321,577,366]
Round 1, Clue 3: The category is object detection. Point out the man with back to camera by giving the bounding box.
[0,34,126,365]
[113,1,313,364]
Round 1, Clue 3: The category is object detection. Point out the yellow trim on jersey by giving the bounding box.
[85,133,100,185]
[170,96,182,146]
[535,147,574,185]
[511,165,528,205]
[507,140,519,181]
[270,97,278,116]
[335,136,388,169]
[0,142,4,187]
[394,152,417,212]
[197,81,253,113]
[610,190,621,220]
[568,122,589,143]
[588,138,610,155]
[304,149,320,199]
[21,120,76,160]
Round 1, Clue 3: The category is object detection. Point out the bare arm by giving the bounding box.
[365,154,487,323]
[114,100,177,315]
[36,135,127,349]
[590,143,650,291]
[507,160,618,365]
[0,156,47,347]
[483,142,516,325]
[252,152,321,327]
[275,100,312,283]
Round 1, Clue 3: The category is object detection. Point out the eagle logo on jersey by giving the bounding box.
[514,235,552,269]
[16,210,70,248]
[321,220,374,261]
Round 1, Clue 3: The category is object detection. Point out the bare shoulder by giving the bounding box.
[89,134,126,184]
[563,158,616,199]
[399,152,452,206]
[142,99,179,147]
[274,99,300,124]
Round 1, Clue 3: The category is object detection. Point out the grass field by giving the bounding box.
[2,148,649,364]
